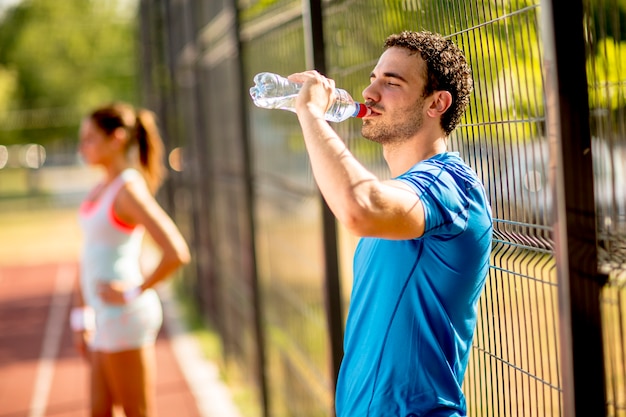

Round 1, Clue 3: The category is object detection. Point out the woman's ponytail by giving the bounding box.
[88,102,166,194]
[135,109,165,193]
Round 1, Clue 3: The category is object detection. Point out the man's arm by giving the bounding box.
[290,70,425,239]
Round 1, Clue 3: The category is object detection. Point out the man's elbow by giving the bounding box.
[339,208,377,237]
[338,205,424,240]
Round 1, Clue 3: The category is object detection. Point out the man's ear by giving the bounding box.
[427,91,452,117]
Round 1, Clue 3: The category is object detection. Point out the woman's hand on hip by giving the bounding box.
[97,281,140,305]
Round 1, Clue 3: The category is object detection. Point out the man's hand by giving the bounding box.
[289,70,335,118]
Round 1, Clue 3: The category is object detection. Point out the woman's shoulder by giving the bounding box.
[112,169,155,223]
[119,168,145,183]
[113,169,152,206]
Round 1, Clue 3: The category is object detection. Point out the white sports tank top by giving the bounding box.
[78,169,146,310]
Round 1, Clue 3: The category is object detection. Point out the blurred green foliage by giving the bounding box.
[0,0,139,146]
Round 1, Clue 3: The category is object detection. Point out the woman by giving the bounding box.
[71,102,191,417]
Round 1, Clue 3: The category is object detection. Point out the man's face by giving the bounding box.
[360,47,428,145]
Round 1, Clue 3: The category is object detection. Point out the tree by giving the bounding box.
[0,0,139,147]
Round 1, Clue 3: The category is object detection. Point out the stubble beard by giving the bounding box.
[361,96,425,146]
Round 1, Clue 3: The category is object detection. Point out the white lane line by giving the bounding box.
[28,264,75,417]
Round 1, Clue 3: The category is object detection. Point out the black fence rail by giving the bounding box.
[138,0,626,416]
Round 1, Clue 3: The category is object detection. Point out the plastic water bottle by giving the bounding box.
[249,72,370,122]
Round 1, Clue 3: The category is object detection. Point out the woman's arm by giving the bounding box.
[70,274,93,358]
[98,179,191,305]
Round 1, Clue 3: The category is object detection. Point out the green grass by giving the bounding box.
[0,203,82,266]
[173,280,263,417]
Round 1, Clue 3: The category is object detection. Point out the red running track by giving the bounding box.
[0,262,202,417]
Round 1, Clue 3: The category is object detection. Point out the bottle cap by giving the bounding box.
[354,103,371,118]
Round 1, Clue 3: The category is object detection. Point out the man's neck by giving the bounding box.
[384,135,447,177]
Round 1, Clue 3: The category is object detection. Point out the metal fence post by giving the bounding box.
[229,1,271,415]
[541,0,608,416]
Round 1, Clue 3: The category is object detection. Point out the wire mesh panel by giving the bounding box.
[139,0,268,413]
[451,3,562,416]
[322,1,559,416]
[193,2,268,414]
[241,2,336,416]
[584,0,626,415]
[138,0,210,311]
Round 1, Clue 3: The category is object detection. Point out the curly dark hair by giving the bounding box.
[384,31,473,136]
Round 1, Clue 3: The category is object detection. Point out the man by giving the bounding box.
[289,31,493,416]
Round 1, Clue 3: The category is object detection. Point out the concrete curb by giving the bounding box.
[159,283,243,417]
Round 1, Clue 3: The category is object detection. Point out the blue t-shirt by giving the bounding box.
[336,152,493,417]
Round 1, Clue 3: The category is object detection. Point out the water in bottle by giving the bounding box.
[249,72,370,122]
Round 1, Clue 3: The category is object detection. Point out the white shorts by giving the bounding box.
[90,289,163,352]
